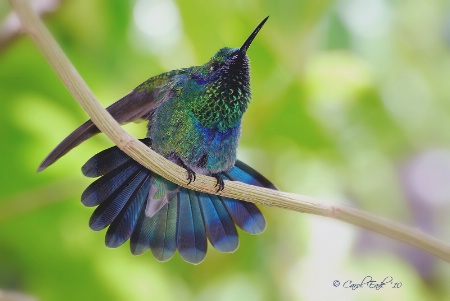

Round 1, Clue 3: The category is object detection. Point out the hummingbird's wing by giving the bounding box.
[38,71,187,172]
[80,140,275,264]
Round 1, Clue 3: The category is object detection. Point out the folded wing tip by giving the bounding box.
[37,158,51,172]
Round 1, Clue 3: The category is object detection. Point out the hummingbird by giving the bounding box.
[38,17,276,264]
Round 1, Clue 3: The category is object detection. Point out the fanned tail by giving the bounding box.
[81,139,276,264]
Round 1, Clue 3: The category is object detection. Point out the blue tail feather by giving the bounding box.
[177,189,207,264]
[222,196,266,234]
[129,206,158,256]
[150,195,178,261]
[82,138,150,178]
[82,144,276,264]
[105,174,151,248]
[81,163,140,207]
[89,170,148,231]
[220,172,266,234]
[82,146,131,178]
[225,160,276,190]
[198,193,238,253]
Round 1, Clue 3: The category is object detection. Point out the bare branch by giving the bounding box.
[9,0,450,263]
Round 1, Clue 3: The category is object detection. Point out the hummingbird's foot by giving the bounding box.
[175,157,197,185]
[212,174,225,192]
[186,168,197,185]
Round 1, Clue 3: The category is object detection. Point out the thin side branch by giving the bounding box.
[0,0,62,51]
[10,0,450,262]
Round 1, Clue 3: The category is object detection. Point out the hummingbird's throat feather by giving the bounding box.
[192,54,251,130]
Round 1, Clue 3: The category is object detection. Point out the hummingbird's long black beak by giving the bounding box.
[239,16,269,53]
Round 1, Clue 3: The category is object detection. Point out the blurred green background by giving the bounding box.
[2,0,450,300]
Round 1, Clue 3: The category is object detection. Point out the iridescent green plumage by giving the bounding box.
[127,45,252,177]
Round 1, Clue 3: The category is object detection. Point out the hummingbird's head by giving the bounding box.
[207,47,250,93]
[206,16,269,92]
[191,17,268,130]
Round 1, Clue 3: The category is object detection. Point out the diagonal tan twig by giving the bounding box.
[9,0,450,262]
